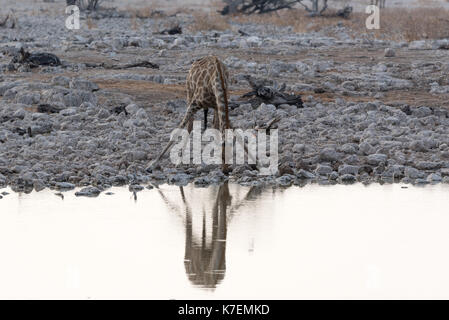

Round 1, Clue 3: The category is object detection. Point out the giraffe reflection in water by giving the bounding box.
[156,182,265,289]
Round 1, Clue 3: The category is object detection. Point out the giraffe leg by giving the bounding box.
[146,104,199,172]
[203,108,208,131]
[215,106,230,174]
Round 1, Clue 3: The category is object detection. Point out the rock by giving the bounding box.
[167,173,191,186]
[410,140,428,152]
[359,142,376,155]
[415,178,429,185]
[125,103,139,115]
[415,161,441,170]
[341,81,356,91]
[293,144,306,153]
[193,176,211,187]
[278,163,294,176]
[382,165,404,178]
[63,90,97,107]
[339,174,356,183]
[112,175,127,186]
[367,154,387,166]
[433,39,449,50]
[75,186,101,197]
[129,184,144,192]
[33,179,46,192]
[69,79,99,92]
[404,167,425,179]
[384,48,396,57]
[13,108,26,119]
[0,174,6,186]
[319,147,340,162]
[329,171,339,180]
[55,182,75,190]
[409,40,432,50]
[52,75,70,87]
[246,36,262,47]
[401,177,412,184]
[315,164,333,175]
[276,175,294,186]
[413,106,432,118]
[338,164,359,176]
[60,107,77,116]
[297,169,315,180]
[427,173,442,182]
[441,168,449,177]
[340,143,357,154]
[258,103,276,113]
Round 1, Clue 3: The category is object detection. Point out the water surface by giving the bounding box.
[1,183,449,299]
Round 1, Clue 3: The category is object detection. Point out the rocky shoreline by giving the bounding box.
[1,5,449,195]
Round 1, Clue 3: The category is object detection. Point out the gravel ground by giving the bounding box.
[0,1,449,195]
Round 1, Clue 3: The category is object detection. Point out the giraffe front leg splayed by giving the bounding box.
[146,56,277,175]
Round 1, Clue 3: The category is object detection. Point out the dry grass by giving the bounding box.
[188,12,231,32]
[86,16,97,30]
[346,7,449,41]
[230,7,449,41]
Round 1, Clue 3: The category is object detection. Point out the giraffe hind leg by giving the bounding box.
[203,108,208,131]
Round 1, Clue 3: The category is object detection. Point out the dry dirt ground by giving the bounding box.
[4,43,449,109]
[1,0,449,192]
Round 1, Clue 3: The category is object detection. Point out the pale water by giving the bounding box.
[0,183,449,299]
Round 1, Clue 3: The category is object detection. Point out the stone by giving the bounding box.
[441,168,449,177]
[293,144,306,153]
[367,154,387,166]
[409,40,432,50]
[329,171,339,180]
[167,173,191,186]
[33,179,46,192]
[75,186,101,197]
[404,167,425,179]
[69,79,100,92]
[129,184,144,192]
[338,164,359,176]
[384,48,396,57]
[55,182,75,190]
[415,161,441,170]
[410,140,428,152]
[339,174,356,183]
[359,142,376,155]
[276,175,294,186]
[258,103,276,113]
[340,143,357,154]
[125,103,139,115]
[297,169,315,180]
[315,164,333,175]
[427,173,442,182]
[319,147,340,162]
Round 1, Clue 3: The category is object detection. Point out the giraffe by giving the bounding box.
[146,55,231,173]
[156,182,264,289]
[370,0,386,8]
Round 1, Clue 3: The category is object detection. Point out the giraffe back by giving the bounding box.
[186,56,230,129]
